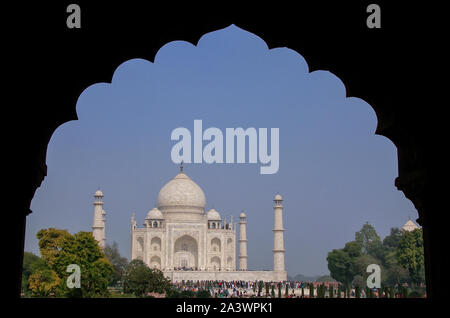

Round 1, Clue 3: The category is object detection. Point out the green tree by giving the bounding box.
[104,241,129,287]
[352,275,365,289]
[382,262,410,286]
[396,229,425,286]
[355,222,381,256]
[29,268,61,297]
[402,286,409,298]
[379,227,410,286]
[309,283,314,298]
[344,241,363,258]
[354,254,382,287]
[22,252,47,294]
[318,284,325,298]
[36,228,113,297]
[383,228,403,251]
[37,228,72,268]
[147,267,172,294]
[181,290,195,298]
[327,223,426,290]
[123,259,172,297]
[258,280,264,296]
[197,289,211,298]
[327,241,361,288]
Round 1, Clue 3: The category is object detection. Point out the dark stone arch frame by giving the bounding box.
[11,2,442,300]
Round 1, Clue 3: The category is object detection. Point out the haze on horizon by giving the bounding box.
[26,25,417,277]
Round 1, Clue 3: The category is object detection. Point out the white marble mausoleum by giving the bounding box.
[92,164,287,282]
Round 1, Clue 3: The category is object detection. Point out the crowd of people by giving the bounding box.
[171,280,333,298]
[170,280,419,298]
[172,266,196,271]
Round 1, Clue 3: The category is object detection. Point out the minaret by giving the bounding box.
[130,213,136,259]
[92,189,106,249]
[239,211,248,271]
[273,194,285,272]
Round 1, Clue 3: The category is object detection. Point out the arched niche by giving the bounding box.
[211,256,221,271]
[150,256,161,269]
[174,235,198,268]
[151,236,161,251]
[211,238,221,253]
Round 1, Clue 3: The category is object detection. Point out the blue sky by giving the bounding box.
[27,25,417,276]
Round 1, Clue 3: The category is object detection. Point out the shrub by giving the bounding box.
[197,289,211,298]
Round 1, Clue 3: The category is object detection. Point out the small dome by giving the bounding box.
[207,209,221,220]
[95,189,103,197]
[240,212,246,218]
[146,208,163,219]
[274,194,283,200]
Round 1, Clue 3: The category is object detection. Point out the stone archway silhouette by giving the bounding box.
[13,3,440,300]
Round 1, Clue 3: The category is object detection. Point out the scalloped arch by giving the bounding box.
[57,24,384,155]
[12,3,435,299]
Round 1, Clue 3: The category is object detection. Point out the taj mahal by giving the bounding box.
[92,164,287,282]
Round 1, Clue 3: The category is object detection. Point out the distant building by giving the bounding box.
[401,218,420,232]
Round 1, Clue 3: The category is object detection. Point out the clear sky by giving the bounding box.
[27,25,417,277]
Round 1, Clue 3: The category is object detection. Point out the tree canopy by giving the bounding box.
[104,241,129,286]
[32,228,113,297]
[123,259,172,297]
[355,222,382,256]
[396,229,425,286]
[327,223,425,289]
[327,242,360,287]
[28,267,61,296]
[22,252,47,294]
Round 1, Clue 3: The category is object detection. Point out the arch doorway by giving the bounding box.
[173,235,198,269]
[211,256,221,271]
[150,256,161,269]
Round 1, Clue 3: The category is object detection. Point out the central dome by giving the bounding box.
[157,171,206,215]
